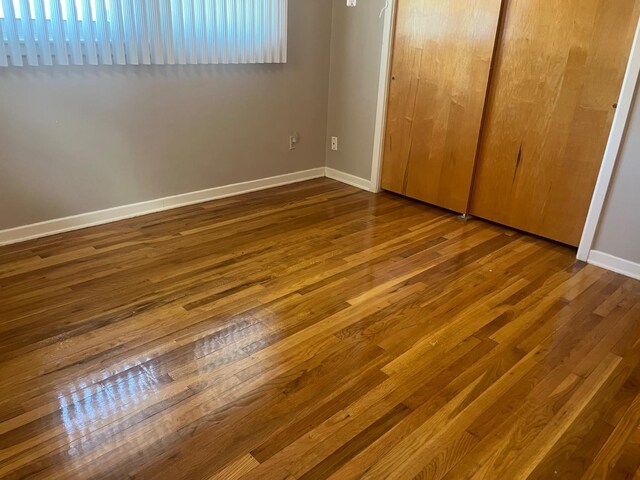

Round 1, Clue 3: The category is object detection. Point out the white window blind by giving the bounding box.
[0,0,287,67]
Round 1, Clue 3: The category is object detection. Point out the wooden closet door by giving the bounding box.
[380,0,504,213]
[470,0,640,246]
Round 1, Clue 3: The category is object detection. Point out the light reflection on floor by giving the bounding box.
[57,362,162,458]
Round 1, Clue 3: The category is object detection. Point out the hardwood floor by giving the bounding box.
[0,178,639,479]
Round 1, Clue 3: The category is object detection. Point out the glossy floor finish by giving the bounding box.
[1,179,639,479]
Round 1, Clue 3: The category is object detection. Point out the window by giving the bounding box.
[0,0,288,67]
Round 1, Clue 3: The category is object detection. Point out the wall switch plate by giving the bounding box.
[347,0,357,6]
[331,136,338,151]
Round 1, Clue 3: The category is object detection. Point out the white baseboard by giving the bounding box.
[325,167,373,192]
[0,168,326,246]
[588,250,640,280]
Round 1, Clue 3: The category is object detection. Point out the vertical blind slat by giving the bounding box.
[229,0,237,63]
[194,0,207,64]
[275,0,281,62]
[217,0,228,64]
[132,0,150,64]
[237,0,243,63]
[80,0,98,64]
[147,0,164,64]
[49,0,68,65]
[158,0,174,64]
[244,0,250,63]
[170,0,185,64]
[2,0,23,66]
[33,0,53,65]
[0,20,8,67]
[264,0,270,63]
[205,0,216,64]
[281,0,287,62]
[182,0,196,64]
[18,0,38,65]
[0,0,288,67]
[121,0,139,64]
[269,0,275,63]
[247,0,253,63]
[110,0,127,64]
[65,0,84,65]
[256,0,262,63]
[95,0,113,64]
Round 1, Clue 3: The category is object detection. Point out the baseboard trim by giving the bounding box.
[0,168,326,246]
[325,167,372,192]
[588,250,640,280]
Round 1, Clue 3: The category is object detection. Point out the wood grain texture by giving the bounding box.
[0,178,639,479]
[470,0,640,246]
[380,0,503,213]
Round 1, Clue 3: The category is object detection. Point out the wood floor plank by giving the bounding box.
[207,454,260,480]
[0,179,638,479]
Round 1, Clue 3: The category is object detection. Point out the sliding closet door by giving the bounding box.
[470,0,640,246]
[380,0,504,213]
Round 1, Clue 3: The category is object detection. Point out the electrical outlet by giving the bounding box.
[347,0,357,6]
[289,133,299,150]
[331,136,338,151]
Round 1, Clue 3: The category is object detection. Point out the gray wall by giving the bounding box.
[594,85,640,264]
[0,0,332,230]
[326,0,386,180]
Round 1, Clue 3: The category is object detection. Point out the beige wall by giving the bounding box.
[0,0,332,230]
[593,84,640,264]
[326,0,386,181]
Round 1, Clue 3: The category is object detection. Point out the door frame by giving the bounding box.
[370,2,640,261]
[369,0,396,193]
[577,19,640,261]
